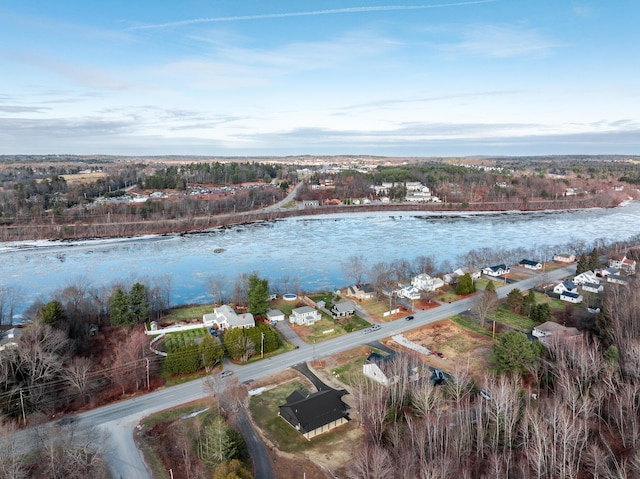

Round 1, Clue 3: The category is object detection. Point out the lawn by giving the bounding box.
[358,298,404,321]
[249,381,322,453]
[492,306,539,331]
[532,292,566,311]
[161,304,213,322]
[451,314,492,338]
[160,328,208,352]
[294,314,370,343]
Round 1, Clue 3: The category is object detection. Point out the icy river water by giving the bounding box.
[2,202,640,317]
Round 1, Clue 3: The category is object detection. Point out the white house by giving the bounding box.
[607,274,629,285]
[573,270,599,286]
[396,285,421,300]
[554,253,576,263]
[362,353,393,386]
[203,305,255,330]
[554,279,578,295]
[289,306,322,326]
[411,273,445,292]
[482,264,510,277]
[582,282,604,294]
[608,254,637,275]
[266,309,286,323]
[532,321,581,346]
[331,300,356,318]
[443,267,481,284]
[560,291,583,303]
[519,259,543,270]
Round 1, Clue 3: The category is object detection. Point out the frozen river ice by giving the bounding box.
[2,202,640,317]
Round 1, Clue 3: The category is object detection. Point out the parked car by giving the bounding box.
[370,324,381,331]
[220,370,233,378]
[209,327,218,337]
[405,315,414,321]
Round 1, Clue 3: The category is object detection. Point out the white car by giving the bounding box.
[220,370,234,378]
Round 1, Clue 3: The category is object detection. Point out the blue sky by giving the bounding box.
[1,1,640,157]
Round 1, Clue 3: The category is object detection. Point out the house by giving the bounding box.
[608,254,637,275]
[203,305,255,331]
[279,389,350,440]
[607,274,629,285]
[266,309,285,323]
[411,273,445,292]
[573,270,599,286]
[346,283,375,301]
[362,352,420,387]
[532,321,582,346]
[396,285,421,300]
[331,300,356,318]
[482,264,510,277]
[363,352,395,386]
[582,282,604,294]
[597,267,620,277]
[289,306,322,326]
[443,267,481,284]
[519,259,543,270]
[0,327,22,351]
[554,253,576,263]
[554,279,577,295]
[560,291,583,303]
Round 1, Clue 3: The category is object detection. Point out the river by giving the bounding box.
[2,202,640,318]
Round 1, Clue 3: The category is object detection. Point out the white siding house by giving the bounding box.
[289,306,321,326]
[203,305,255,330]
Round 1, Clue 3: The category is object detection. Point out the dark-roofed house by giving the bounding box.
[279,389,350,440]
[346,284,375,301]
[560,291,583,303]
[482,264,510,277]
[519,259,542,270]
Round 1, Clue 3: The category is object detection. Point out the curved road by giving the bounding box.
[11,264,575,478]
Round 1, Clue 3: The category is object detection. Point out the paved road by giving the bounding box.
[10,264,575,478]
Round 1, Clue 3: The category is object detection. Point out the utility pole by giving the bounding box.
[261,332,265,358]
[146,358,150,390]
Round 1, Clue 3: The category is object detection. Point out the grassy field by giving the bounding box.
[451,314,493,338]
[493,306,539,331]
[162,304,213,322]
[295,314,369,343]
[61,171,107,184]
[161,328,208,352]
[532,292,566,311]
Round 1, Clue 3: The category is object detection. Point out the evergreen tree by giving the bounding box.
[490,331,544,375]
[506,288,524,314]
[129,282,149,323]
[247,274,269,317]
[455,273,476,295]
[576,253,589,274]
[109,288,133,326]
[588,248,600,270]
[38,300,66,327]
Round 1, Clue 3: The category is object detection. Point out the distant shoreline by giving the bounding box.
[1,199,635,250]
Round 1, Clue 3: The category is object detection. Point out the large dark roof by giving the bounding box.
[279,389,349,434]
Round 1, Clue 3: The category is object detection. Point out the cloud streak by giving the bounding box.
[130,1,497,30]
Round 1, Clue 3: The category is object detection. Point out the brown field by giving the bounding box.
[61,171,107,184]
[384,319,493,379]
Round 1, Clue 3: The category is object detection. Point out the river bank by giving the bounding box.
[0,193,624,243]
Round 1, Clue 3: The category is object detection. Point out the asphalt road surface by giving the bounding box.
[10,264,575,478]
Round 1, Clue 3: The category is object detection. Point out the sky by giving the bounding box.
[1,0,640,157]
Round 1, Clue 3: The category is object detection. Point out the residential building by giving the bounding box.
[331,301,356,318]
[519,259,543,270]
[560,291,583,303]
[411,273,445,292]
[279,389,350,440]
[203,305,255,330]
[0,328,22,351]
[532,321,582,346]
[346,284,376,301]
[396,285,421,300]
[608,254,637,275]
[554,279,578,295]
[553,253,576,263]
[482,264,510,277]
[289,306,322,326]
[266,309,285,323]
[582,282,604,294]
[573,270,599,285]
